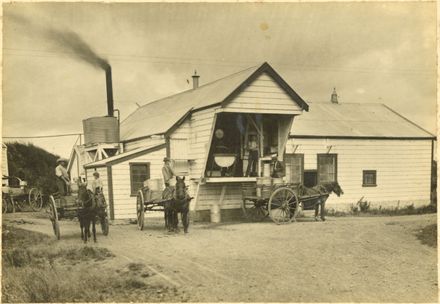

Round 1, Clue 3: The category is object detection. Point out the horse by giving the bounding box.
[297,181,344,221]
[163,176,193,233]
[77,183,98,243]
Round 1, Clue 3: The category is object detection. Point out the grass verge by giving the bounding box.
[2,225,188,302]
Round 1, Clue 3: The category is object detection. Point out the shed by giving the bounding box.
[85,62,309,219]
[285,101,436,210]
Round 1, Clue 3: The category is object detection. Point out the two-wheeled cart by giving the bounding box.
[2,175,43,213]
[136,186,172,230]
[47,192,109,240]
[241,178,331,224]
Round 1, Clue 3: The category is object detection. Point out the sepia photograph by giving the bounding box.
[2,1,437,302]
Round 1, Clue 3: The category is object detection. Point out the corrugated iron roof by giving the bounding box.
[120,65,261,141]
[84,142,165,168]
[291,102,435,138]
[120,62,309,142]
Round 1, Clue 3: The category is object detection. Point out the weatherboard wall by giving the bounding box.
[223,72,303,114]
[2,144,8,176]
[110,147,166,219]
[123,136,165,152]
[286,138,432,209]
[187,106,219,180]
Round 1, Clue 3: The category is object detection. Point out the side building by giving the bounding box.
[285,99,435,211]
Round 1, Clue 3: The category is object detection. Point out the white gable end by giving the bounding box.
[223,73,303,114]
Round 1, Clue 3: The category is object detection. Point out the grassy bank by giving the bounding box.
[326,202,437,217]
[2,225,188,303]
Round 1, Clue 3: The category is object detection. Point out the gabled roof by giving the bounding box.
[84,143,166,168]
[120,62,308,142]
[290,102,435,139]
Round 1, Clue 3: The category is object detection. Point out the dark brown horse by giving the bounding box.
[164,176,193,233]
[77,184,98,243]
[297,181,344,221]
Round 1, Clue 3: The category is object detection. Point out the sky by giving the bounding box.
[2,1,437,158]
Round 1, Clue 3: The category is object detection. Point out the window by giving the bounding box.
[317,154,337,183]
[285,154,304,184]
[363,170,377,187]
[130,163,150,195]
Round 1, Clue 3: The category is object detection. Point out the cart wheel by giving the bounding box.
[241,198,268,221]
[268,187,299,225]
[2,196,9,213]
[136,190,145,231]
[48,195,61,240]
[101,215,109,236]
[29,188,43,211]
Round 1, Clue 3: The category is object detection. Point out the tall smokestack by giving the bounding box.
[192,70,200,89]
[105,66,114,116]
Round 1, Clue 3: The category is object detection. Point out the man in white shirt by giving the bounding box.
[91,171,106,208]
[55,158,70,196]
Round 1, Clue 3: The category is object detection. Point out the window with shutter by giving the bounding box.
[285,154,304,184]
[129,163,150,195]
[317,154,337,183]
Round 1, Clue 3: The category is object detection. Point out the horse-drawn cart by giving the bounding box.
[136,177,192,232]
[136,186,168,231]
[47,187,109,240]
[241,179,343,224]
[2,175,43,213]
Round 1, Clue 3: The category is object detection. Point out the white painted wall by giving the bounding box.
[111,147,166,219]
[286,138,432,210]
[123,136,165,152]
[224,73,303,114]
[188,107,219,180]
[2,144,8,176]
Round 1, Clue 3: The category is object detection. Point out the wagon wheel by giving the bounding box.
[242,198,268,221]
[48,195,61,240]
[2,198,7,213]
[2,195,10,213]
[268,187,299,225]
[136,189,145,231]
[29,188,43,211]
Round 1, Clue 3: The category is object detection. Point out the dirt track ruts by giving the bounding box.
[3,212,438,302]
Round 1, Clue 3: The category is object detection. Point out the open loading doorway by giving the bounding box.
[205,112,293,178]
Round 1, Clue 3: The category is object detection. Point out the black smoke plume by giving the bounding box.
[47,29,110,71]
[9,13,109,71]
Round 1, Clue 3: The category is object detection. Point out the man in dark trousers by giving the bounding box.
[55,158,70,196]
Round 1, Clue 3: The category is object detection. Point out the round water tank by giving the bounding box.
[83,116,119,145]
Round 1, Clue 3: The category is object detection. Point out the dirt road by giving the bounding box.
[3,212,437,302]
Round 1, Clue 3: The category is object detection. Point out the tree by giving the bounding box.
[6,142,60,195]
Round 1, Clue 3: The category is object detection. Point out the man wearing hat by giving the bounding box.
[162,157,176,202]
[162,157,176,188]
[55,158,70,196]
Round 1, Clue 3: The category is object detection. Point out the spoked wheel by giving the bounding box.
[29,188,43,211]
[242,199,268,221]
[268,187,299,225]
[136,190,145,231]
[2,195,10,213]
[48,195,60,240]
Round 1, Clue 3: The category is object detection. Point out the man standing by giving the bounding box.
[246,134,259,177]
[162,157,176,188]
[55,158,70,196]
